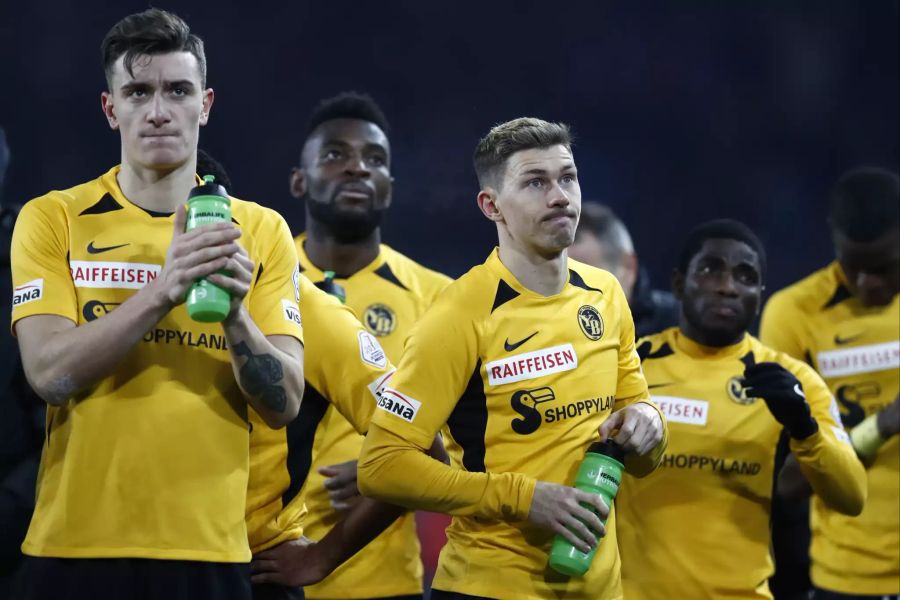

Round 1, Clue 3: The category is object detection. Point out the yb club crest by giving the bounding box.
[364,303,396,337]
[727,376,757,405]
[577,305,604,341]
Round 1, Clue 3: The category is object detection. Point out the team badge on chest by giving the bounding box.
[727,376,757,405]
[577,305,604,341]
[364,303,396,337]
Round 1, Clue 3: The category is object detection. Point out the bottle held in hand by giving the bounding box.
[548,440,625,577]
[186,175,232,323]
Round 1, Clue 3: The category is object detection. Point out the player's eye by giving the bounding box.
[560,174,576,185]
[527,178,545,189]
[127,89,147,98]
[172,87,187,97]
[324,150,343,161]
[367,155,386,167]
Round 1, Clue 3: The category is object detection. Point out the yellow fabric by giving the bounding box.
[359,249,662,599]
[294,236,450,598]
[617,328,865,600]
[11,166,303,562]
[246,274,394,554]
[761,261,900,595]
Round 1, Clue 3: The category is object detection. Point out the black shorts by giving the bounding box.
[810,588,900,600]
[13,556,251,600]
[251,582,305,600]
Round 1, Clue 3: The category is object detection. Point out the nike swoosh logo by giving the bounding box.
[504,331,539,352]
[87,241,130,254]
[793,383,805,398]
[648,382,674,390]
[834,332,864,345]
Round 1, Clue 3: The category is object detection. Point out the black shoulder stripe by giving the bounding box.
[255,262,264,285]
[638,341,674,362]
[491,280,519,313]
[373,263,410,291]
[281,383,330,506]
[740,351,756,368]
[823,284,852,310]
[636,341,652,362]
[803,350,815,369]
[568,269,603,293]
[232,217,240,225]
[446,360,488,472]
[78,193,123,216]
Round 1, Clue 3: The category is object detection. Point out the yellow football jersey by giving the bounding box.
[616,327,864,600]
[10,166,303,562]
[363,249,666,599]
[294,235,450,599]
[246,274,394,554]
[761,261,899,595]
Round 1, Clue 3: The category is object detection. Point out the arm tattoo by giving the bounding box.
[233,341,287,412]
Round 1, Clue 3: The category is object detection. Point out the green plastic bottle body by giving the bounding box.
[185,192,232,323]
[547,443,625,577]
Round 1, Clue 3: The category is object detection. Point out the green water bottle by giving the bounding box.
[185,175,232,323]
[548,440,625,577]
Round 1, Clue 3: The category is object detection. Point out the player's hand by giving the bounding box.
[250,537,329,587]
[151,204,242,310]
[527,481,607,553]
[318,460,362,512]
[876,395,900,439]
[598,403,663,455]
[744,362,818,440]
[207,243,255,318]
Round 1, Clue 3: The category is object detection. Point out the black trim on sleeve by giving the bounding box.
[281,382,330,506]
[446,360,488,472]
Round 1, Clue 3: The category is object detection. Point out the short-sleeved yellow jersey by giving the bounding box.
[10,166,303,562]
[616,328,863,600]
[368,249,664,599]
[246,274,394,554]
[293,235,450,599]
[761,261,899,595]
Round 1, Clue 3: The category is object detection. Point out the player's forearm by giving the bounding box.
[359,423,536,520]
[21,284,169,406]
[314,497,406,577]
[222,307,303,428]
[789,428,867,516]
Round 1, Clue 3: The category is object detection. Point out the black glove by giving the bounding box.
[743,362,818,440]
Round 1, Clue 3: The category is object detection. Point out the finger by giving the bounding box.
[612,415,638,449]
[629,424,652,455]
[249,559,278,574]
[560,511,599,551]
[172,204,187,238]
[598,411,624,441]
[323,472,356,491]
[636,422,662,455]
[183,257,230,282]
[253,547,281,561]
[250,572,284,585]
[175,227,241,257]
[206,274,250,297]
[233,252,255,272]
[575,489,609,521]
[327,486,359,502]
[317,466,340,477]
[174,239,242,266]
[220,256,254,283]
[552,519,592,554]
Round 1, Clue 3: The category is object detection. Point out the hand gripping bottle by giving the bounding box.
[185,175,232,322]
[548,440,625,577]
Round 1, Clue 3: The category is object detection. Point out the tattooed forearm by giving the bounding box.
[233,341,287,412]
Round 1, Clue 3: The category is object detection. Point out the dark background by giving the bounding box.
[1,1,897,294]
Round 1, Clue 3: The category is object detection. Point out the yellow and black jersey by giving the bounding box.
[362,249,666,599]
[10,165,303,563]
[295,235,450,599]
[761,261,899,595]
[617,328,865,600]
[246,274,394,555]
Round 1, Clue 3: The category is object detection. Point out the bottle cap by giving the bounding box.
[189,174,229,201]
[586,440,626,463]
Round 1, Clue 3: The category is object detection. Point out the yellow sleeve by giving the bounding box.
[300,275,393,434]
[611,282,668,477]
[247,213,303,343]
[787,361,867,516]
[10,197,78,331]
[357,300,536,520]
[760,292,805,361]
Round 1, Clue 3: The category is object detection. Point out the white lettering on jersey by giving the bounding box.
[377,388,421,423]
[12,278,43,306]
[653,396,709,426]
[358,330,387,368]
[281,299,302,325]
[486,344,578,385]
[70,261,161,289]
[817,341,900,378]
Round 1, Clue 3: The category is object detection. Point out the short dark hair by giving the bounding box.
[306,92,390,137]
[576,203,634,264]
[829,167,900,242]
[473,118,572,189]
[196,149,232,193]
[678,219,767,278]
[101,8,207,87]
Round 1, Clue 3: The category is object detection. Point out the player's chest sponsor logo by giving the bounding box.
[364,303,396,337]
[282,299,302,325]
[376,388,421,423]
[13,278,43,306]
[577,305,604,341]
[486,343,578,385]
[510,385,614,435]
[660,453,762,476]
[652,395,710,426]
[70,260,161,289]
[817,341,899,378]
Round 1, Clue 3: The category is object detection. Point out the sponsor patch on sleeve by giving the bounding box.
[377,388,422,423]
[292,266,301,303]
[367,369,396,401]
[13,278,44,307]
[282,299,302,325]
[358,330,387,368]
[831,425,852,447]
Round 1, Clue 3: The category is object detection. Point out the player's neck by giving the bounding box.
[117,157,197,214]
[498,241,567,296]
[678,319,745,349]
[304,219,381,276]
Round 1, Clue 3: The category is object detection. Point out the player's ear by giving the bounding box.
[290,167,306,199]
[101,92,118,130]
[199,88,214,126]
[671,269,685,300]
[477,188,503,223]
